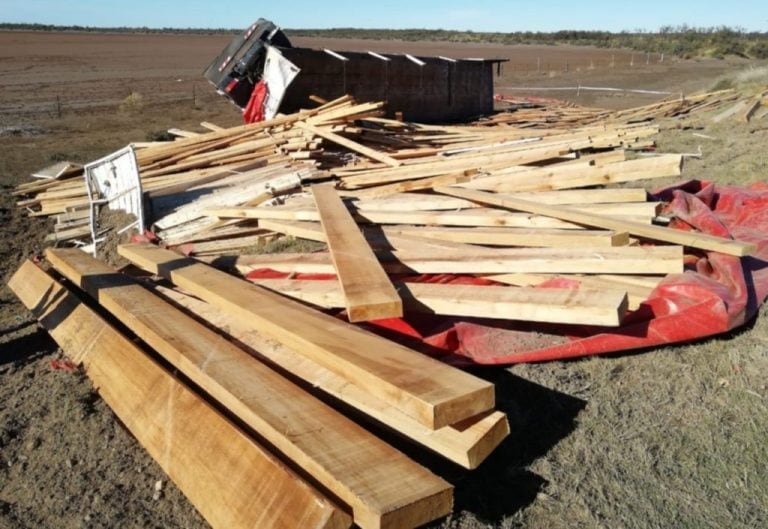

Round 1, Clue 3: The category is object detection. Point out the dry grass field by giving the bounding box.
[1,30,767,529]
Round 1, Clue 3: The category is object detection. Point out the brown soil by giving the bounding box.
[1,30,767,529]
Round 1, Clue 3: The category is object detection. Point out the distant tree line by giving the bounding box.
[2,22,767,59]
[289,25,768,60]
[0,22,239,35]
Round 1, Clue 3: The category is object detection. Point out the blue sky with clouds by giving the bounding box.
[1,0,767,31]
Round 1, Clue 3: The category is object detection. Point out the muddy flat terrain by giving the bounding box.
[0,31,749,118]
[1,30,767,529]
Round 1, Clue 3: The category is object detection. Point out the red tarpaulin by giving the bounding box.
[246,181,768,364]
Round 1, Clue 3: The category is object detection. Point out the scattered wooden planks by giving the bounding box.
[312,183,403,321]
[436,187,757,257]
[46,248,452,529]
[118,243,495,430]
[8,260,351,529]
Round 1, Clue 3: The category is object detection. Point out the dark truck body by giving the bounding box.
[204,19,506,123]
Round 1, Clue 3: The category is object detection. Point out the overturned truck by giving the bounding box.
[204,19,506,123]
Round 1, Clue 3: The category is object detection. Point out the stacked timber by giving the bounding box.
[490,89,739,128]
[8,90,762,528]
[11,248,513,529]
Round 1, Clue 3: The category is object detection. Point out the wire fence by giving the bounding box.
[0,83,225,119]
[500,52,668,76]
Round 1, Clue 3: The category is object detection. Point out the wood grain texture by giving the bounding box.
[436,187,757,257]
[224,246,684,275]
[155,285,509,469]
[311,183,403,322]
[45,249,453,529]
[7,260,350,529]
[118,243,495,430]
[248,278,629,327]
[209,205,654,229]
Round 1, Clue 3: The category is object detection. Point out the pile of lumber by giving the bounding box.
[11,246,509,529]
[8,90,761,529]
[489,89,739,128]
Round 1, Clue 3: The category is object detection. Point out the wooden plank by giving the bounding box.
[45,249,453,529]
[312,183,403,322]
[224,246,684,275]
[297,122,402,167]
[209,205,653,230]
[742,98,761,123]
[436,187,757,257]
[155,284,508,469]
[247,278,628,326]
[7,260,350,529]
[200,121,225,131]
[118,243,495,430]
[488,273,660,310]
[388,226,630,248]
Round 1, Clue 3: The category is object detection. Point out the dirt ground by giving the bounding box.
[1,31,767,529]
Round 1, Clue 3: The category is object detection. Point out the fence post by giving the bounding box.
[537,57,541,74]
[192,83,196,108]
[56,95,62,119]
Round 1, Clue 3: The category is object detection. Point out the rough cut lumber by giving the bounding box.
[118,243,495,430]
[247,278,629,326]
[224,246,683,275]
[297,122,401,167]
[388,226,630,248]
[436,187,757,257]
[742,98,761,123]
[155,285,509,469]
[346,189,649,212]
[8,260,350,529]
[488,273,661,310]
[312,184,403,322]
[209,205,654,230]
[46,249,453,529]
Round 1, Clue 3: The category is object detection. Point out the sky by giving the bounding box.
[1,0,767,32]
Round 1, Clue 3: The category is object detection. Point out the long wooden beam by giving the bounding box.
[488,273,662,310]
[46,249,453,529]
[311,183,403,322]
[118,243,495,430]
[223,246,683,275]
[387,226,630,248]
[208,205,653,230]
[8,260,350,529]
[155,284,508,469]
[435,187,757,257]
[247,278,628,326]
[350,188,649,211]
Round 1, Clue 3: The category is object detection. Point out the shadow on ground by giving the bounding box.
[345,365,587,526]
[0,327,55,367]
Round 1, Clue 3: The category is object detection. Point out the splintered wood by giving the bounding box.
[10,87,761,529]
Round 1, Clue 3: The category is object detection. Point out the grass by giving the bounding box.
[711,65,768,92]
[499,311,768,529]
